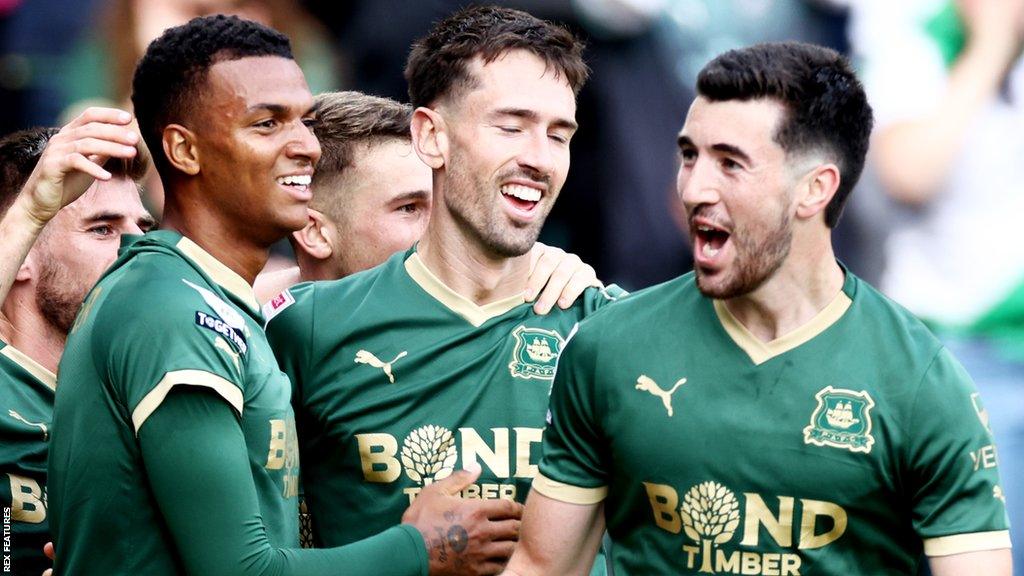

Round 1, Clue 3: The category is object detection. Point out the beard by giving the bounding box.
[35,257,88,337]
[443,149,552,259]
[695,208,793,300]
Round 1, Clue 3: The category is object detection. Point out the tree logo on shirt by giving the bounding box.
[508,326,565,380]
[680,481,741,573]
[401,425,458,485]
[803,386,876,454]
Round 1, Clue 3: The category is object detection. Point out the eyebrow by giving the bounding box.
[247,103,316,117]
[84,212,158,229]
[676,135,753,164]
[389,190,431,204]
[493,108,578,132]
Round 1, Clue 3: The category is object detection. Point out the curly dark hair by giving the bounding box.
[131,14,293,176]
[697,41,874,228]
[404,5,588,109]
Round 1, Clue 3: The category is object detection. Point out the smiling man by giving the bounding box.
[266,6,621,574]
[505,42,1011,575]
[47,14,510,576]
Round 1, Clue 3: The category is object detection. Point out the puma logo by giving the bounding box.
[355,350,408,384]
[9,409,48,441]
[635,375,687,417]
[214,337,241,371]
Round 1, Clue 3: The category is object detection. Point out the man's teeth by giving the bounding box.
[702,242,720,258]
[278,175,312,186]
[501,184,541,202]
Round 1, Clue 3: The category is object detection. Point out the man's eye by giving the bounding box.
[680,149,697,163]
[89,225,114,236]
[302,118,319,129]
[397,204,419,214]
[254,119,278,129]
[548,133,569,145]
[498,126,521,134]
[721,158,742,171]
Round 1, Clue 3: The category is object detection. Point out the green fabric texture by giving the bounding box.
[540,271,1009,575]
[267,247,623,574]
[0,341,54,576]
[141,386,427,576]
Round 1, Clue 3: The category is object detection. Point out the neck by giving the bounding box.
[1,292,64,374]
[161,199,268,285]
[416,212,531,306]
[722,234,844,343]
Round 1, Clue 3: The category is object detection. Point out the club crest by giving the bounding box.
[803,386,876,454]
[508,326,564,380]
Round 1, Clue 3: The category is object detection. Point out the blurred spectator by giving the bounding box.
[850,0,1024,570]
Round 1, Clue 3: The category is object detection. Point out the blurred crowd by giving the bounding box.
[2,0,1022,570]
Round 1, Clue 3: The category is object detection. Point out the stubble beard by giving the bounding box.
[35,258,87,338]
[695,208,793,300]
[443,152,547,259]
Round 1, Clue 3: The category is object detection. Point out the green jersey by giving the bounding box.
[537,271,1010,575]
[266,248,622,548]
[0,341,54,575]
[49,231,301,574]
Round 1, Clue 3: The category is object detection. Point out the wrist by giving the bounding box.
[8,192,52,233]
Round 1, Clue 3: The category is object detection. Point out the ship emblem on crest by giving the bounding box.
[803,386,876,454]
[508,326,564,380]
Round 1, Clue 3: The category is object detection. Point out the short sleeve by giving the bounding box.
[906,347,1012,556]
[95,277,246,434]
[534,325,609,504]
[583,284,627,315]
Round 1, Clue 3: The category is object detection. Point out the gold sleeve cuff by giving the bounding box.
[532,472,607,505]
[923,530,1012,557]
[132,369,243,434]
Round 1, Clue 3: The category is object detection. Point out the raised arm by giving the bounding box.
[0,107,139,305]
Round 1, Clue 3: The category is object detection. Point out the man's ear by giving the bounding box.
[290,208,335,261]
[410,107,447,170]
[162,124,200,176]
[796,163,841,221]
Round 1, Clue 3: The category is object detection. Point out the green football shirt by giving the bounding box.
[48,231,301,574]
[266,248,622,550]
[536,271,1010,575]
[0,341,54,575]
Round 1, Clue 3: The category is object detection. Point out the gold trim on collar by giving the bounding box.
[405,253,525,328]
[1,344,57,391]
[175,237,259,311]
[714,291,852,366]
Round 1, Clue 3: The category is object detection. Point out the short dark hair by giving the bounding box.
[0,127,148,218]
[696,41,874,228]
[131,14,293,176]
[404,5,588,109]
[312,91,413,183]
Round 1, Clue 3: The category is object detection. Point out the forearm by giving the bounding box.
[0,194,47,305]
[141,388,428,576]
[873,36,1020,204]
[503,490,603,576]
